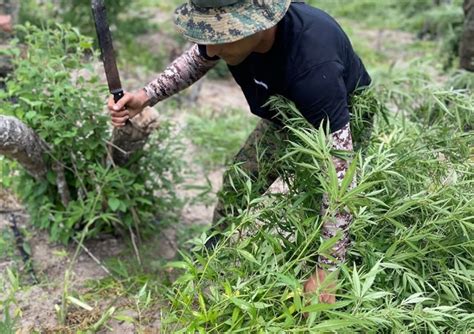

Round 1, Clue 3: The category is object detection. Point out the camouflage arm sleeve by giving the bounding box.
[143,44,219,106]
[318,122,356,272]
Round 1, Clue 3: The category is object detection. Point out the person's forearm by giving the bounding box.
[318,123,355,271]
[143,44,219,106]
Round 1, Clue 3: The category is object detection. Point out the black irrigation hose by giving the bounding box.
[8,213,38,284]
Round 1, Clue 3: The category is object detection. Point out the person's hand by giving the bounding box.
[303,267,337,304]
[0,15,12,33]
[107,89,150,128]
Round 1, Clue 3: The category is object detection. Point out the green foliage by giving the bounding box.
[411,5,464,38]
[315,0,463,29]
[59,0,164,71]
[18,0,165,72]
[160,67,473,332]
[17,0,53,28]
[448,69,474,91]
[20,0,130,38]
[414,5,464,68]
[380,61,473,132]
[314,0,435,28]
[1,23,181,243]
[0,304,16,334]
[0,268,21,333]
[315,0,465,69]
[0,228,16,261]
[60,0,129,35]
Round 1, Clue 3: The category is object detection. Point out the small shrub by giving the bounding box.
[1,23,182,243]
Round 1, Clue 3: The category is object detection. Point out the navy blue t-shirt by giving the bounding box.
[199,3,371,133]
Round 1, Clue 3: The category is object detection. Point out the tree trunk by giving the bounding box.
[460,0,474,71]
[0,115,72,206]
[110,107,160,166]
[0,115,48,180]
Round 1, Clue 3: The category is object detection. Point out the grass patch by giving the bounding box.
[314,0,464,31]
[448,69,474,91]
[314,0,464,71]
[0,267,21,333]
[0,229,16,262]
[186,107,258,169]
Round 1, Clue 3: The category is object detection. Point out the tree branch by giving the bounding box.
[0,115,48,180]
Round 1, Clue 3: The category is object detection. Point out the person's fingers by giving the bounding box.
[319,292,336,304]
[110,110,129,118]
[320,293,329,303]
[0,15,12,33]
[112,120,126,128]
[303,275,316,293]
[112,92,132,111]
[112,114,129,123]
[1,24,12,33]
[107,96,116,111]
[327,294,335,304]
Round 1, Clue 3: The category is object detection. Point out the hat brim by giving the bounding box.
[174,0,291,45]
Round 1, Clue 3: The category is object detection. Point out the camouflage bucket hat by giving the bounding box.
[174,0,292,45]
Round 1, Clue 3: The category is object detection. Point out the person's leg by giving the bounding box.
[306,92,383,299]
[207,119,285,248]
[304,122,356,303]
[318,123,355,271]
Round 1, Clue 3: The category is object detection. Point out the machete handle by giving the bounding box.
[111,88,131,125]
[112,88,124,103]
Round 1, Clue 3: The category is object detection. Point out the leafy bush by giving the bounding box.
[18,0,166,72]
[19,0,130,38]
[161,70,473,332]
[57,0,162,71]
[0,23,182,243]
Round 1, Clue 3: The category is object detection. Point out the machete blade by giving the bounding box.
[91,0,124,102]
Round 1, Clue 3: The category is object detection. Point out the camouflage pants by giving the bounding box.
[211,119,357,271]
[212,119,285,228]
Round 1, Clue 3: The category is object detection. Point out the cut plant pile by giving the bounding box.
[161,68,473,332]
